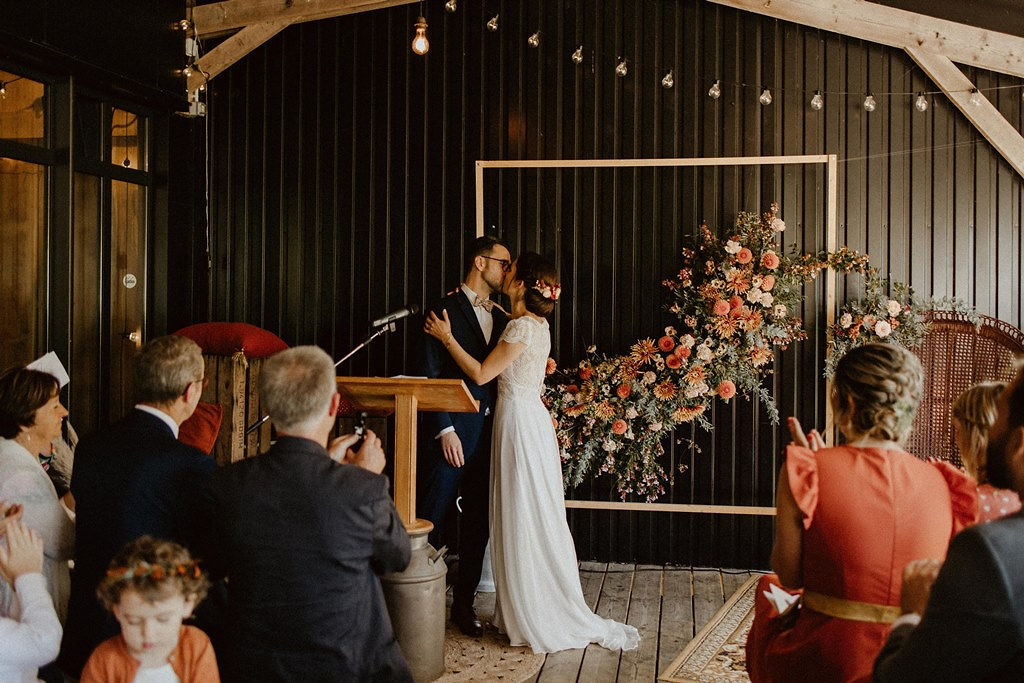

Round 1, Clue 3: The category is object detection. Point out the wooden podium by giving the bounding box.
[336,377,479,535]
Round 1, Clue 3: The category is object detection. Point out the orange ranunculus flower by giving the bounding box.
[713,299,730,316]
[665,354,682,369]
[658,335,675,352]
[617,383,632,399]
[737,247,753,264]
[612,419,628,435]
[717,380,737,399]
[761,251,780,270]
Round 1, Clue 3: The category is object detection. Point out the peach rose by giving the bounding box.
[617,384,632,399]
[658,335,675,352]
[761,274,775,291]
[612,419,628,435]
[716,380,737,400]
[761,251,780,270]
[736,248,753,264]
[713,299,731,316]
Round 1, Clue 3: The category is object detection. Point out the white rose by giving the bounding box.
[771,217,786,232]
[874,320,892,338]
[625,407,639,419]
[774,304,788,318]
[840,312,853,328]
[887,300,902,316]
[680,334,696,348]
[725,240,741,254]
[697,345,714,362]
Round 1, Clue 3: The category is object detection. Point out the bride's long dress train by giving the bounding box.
[489,316,640,654]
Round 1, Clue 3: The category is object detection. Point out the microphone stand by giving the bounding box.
[244,322,399,435]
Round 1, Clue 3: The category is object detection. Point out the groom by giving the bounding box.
[418,235,510,637]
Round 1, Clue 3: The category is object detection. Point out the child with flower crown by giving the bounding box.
[81,536,218,682]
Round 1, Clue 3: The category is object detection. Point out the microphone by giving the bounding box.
[370,304,420,328]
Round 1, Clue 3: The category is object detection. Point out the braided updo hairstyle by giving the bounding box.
[515,251,560,317]
[952,381,1005,482]
[832,343,923,445]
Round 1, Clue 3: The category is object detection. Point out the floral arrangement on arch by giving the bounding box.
[543,204,872,501]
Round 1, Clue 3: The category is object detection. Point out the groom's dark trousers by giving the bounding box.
[418,288,507,610]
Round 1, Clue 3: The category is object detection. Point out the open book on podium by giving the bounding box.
[336,377,479,535]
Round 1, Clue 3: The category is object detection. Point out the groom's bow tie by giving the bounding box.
[473,295,495,312]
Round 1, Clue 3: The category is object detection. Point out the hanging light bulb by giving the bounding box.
[759,88,772,106]
[708,80,721,99]
[444,0,457,12]
[810,90,823,110]
[411,16,429,55]
[863,94,877,112]
[969,88,982,106]
[487,15,499,31]
[661,70,674,89]
[915,92,928,112]
[528,31,540,48]
[615,59,628,77]
[571,45,583,65]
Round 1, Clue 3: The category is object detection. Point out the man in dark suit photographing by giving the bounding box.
[875,361,1024,680]
[419,235,510,637]
[204,346,412,682]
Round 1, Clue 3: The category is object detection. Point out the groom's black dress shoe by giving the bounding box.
[451,605,483,637]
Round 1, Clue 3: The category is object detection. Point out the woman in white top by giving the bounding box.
[0,511,62,682]
[0,366,75,623]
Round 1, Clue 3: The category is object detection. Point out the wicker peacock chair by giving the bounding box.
[904,311,1024,468]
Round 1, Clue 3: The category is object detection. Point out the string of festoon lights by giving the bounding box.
[410,1,1024,112]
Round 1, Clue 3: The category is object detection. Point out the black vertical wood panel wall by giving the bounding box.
[190,0,1024,568]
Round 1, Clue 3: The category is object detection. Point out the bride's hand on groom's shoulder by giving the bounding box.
[328,430,386,475]
[424,310,454,347]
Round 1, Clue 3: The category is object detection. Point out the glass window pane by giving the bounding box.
[0,70,46,147]
[111,108,144,170]
[0,158,46,369]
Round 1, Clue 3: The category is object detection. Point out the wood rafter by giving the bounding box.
[193,0,418,38]
[187,20,290,92]
[707,0,1024,79]
[906,48,1024,179]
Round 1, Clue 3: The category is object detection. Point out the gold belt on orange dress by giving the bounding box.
[802,591,901,624]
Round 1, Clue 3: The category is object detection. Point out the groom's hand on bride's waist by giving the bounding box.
[440,431,465,468]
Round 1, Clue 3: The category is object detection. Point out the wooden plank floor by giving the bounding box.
[468,563,759,682]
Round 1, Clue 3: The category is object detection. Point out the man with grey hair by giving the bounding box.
[203,345,412,682]
[60,334,217,676]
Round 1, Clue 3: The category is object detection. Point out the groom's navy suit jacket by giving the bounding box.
[421,289,508,458]
[873,511,1024,681]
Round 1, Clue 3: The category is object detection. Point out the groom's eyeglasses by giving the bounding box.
[482,256,512,272]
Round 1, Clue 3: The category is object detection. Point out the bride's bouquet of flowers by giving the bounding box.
[545,204,872,501]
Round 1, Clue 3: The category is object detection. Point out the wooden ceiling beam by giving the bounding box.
[193,0,418,38]
[906,47,1024,180]
[186,20,290,92]
[707,0,1024,79]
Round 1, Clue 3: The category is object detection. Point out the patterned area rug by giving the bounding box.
[658,575,759,682]
[436,623,545,682]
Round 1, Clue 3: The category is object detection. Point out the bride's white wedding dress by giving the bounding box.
[489,316,640,654]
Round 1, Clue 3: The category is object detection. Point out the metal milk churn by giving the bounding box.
[382,530,448,682]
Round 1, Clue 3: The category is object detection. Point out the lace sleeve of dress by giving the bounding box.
[930,460,979,533]
[784,445,819,530]
[501,317,532,346]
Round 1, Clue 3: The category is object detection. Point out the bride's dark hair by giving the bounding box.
[515,252,560,317]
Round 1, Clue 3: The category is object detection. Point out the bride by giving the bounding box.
[424,251,640,654]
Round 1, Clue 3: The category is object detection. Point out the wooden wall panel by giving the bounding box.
[190,0,1024,568]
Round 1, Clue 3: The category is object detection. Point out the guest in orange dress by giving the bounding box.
[952,381,1022,523]
[745,343,977,683]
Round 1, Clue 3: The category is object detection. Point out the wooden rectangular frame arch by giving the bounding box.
[474,154,838,516]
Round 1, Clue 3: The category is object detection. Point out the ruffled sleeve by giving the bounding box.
[501,317,533,346]
[785,445,819,530]
[930,460,979,534]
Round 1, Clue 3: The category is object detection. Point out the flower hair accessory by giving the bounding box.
[106,561,202,582]
[534,280,562,301]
